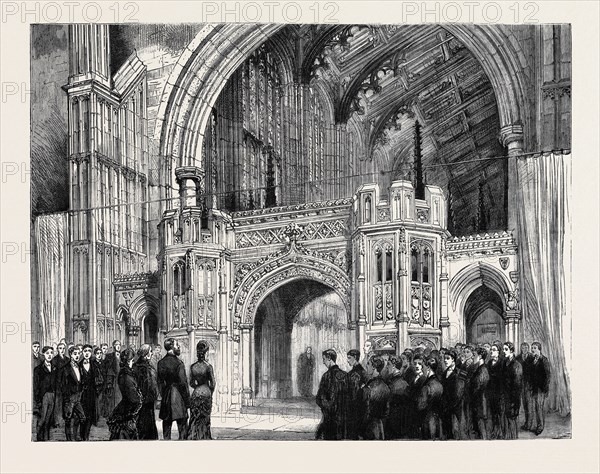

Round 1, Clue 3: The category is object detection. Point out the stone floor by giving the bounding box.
[34,400,571,441]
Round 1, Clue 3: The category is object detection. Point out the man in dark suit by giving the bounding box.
[415,357,443,440]
[33,346,57,441]
[297,346,316,398]
[502,342,523,439]
[407,353,427,438]
[441,350,466,439]
[61,346,86,441]
[157,338,189,440]
[383,356,410,439]
[51,341,69,424]
[516,342,533,431]
[362,355,390,440]
[468,347,490,439]
[345,349,367,439]
[102,340,122,417]
[315,349,347,440]
[529,342,551,435]
[32,341,42,370]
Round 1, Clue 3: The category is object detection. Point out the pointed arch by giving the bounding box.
[449,261,512,317]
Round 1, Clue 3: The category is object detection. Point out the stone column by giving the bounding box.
[397,229,409,351]
[240,324,253,407]
[218,257,230,413]
[500,124,524,236]
[439,237,450,347]
[187,324,196,366]
[504,310,521,348]
[356,234,367,352]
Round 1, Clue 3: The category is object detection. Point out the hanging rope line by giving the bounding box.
[36,149,571,216]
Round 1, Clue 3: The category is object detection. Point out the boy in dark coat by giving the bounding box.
[345,349,367,439]
[79,344,104,440]
[441,350,466,439]
[315,349,347,440]
[502,342,523,439]
[516,342,533,430]
[33,346,57,441]
[415,357,443,440]
[361,355,390,440]
[529,342,551,435]
[468,347,490,439]
[62,346,86,441]
[383,357,410,439]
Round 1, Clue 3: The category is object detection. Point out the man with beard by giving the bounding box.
[33,346,57,441]
[440,350,466,440]
[345,349,367,439]
[62,346,86,441]
[502,342,523,439]
[516,342,533,431]
[297,346,316,398]
[468,347,490,439]
[415,356,443,440]
[529,342,551,435]
[361,355,390,440]
[102,340,122,417]
[315,349,347,440]
[157,338,190,439]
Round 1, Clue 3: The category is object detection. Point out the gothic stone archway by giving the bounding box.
[231,240,351,406]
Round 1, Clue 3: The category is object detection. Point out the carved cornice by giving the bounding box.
[446,231,517,260]
[231,198,352,221]
[113,271,159,290]
[541,79,571,101]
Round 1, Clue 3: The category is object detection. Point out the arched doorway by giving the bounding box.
[464,285,504,345]
[143,312,158,346]
[253,279,351,401]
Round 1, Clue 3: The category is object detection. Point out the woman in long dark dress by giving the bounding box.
[187,340,215,440]
[107,348,142,440]
[133,344,159,440]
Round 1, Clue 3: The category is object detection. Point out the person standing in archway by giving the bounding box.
[297,346,315,398]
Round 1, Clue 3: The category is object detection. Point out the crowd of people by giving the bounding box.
[32,336,551,442]
[315,340,551,440]
[31,338,214,441]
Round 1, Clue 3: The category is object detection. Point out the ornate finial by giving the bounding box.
[282,222,304,245]
[413,120,425,200]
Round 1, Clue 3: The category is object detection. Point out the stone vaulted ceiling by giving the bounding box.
[289,24,507,233]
